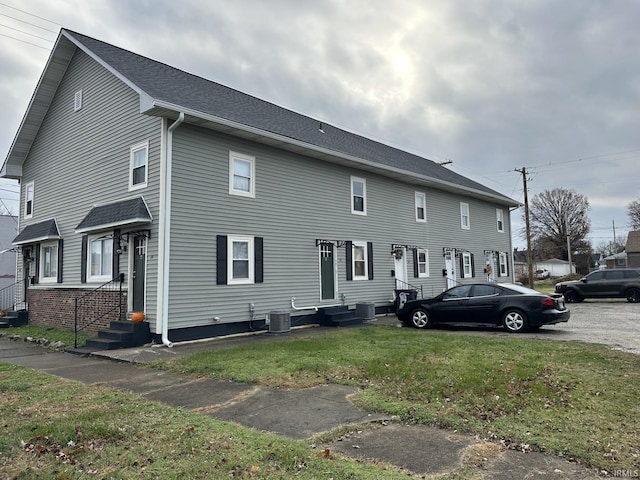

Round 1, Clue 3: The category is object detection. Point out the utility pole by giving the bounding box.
[566,213,573,274]
[516,167,534,288]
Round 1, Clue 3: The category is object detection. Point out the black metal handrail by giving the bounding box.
[0,279,26,313]
[394,278,424,299]
[74,273,125,348]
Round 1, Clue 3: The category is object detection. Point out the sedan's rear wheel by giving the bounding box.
[410,308,431,329]
[563,290,582,303]
[626,288,640,303]
[502,309,528,333]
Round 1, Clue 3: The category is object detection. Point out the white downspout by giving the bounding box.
[158,112,184,347]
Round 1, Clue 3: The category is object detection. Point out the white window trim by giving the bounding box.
[129,141,149,190]
[24,181,34,219]
[417,248,429,278]
[499,252,508,276]
[228,235,255,285]
[87,233,113,283]
[462,252,473,277]
[496,208,505,233]
[350,176,367,215]
[39,241,58,283]
[415,192,427,223]
[352,240,368,280]
[229,151,256,198]
[460,202,470,230]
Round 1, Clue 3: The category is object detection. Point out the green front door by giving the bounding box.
[132,236,146,312]
[320,243,336,300]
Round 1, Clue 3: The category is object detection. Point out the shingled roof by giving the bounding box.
[12,219,60,245]
[3,29,518,207]
[75,196,152,233]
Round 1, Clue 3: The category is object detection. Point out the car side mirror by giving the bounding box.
[581,278,587,283]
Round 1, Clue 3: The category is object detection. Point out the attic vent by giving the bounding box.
[74,90,83,111]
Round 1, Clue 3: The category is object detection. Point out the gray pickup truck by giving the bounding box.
[555,268,640,303]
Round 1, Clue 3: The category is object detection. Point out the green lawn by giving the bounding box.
[157,326,640,472]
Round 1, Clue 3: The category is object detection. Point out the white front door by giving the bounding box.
[485,252,496,282]
[444,250,456,289]
[394,248,408,289]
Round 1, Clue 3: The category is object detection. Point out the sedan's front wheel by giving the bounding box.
[502,309,528,333]
[410,308,431,329]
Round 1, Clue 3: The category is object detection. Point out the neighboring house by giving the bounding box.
[604,252,627,269]
[535,258,575,278]
[626,231,640,269]
[1,29,518,343]
[512,249,528,280]
[0,215,18,293]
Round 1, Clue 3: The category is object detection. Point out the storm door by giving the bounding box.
[444,249,457,289]
[319,242,337,300]
[393,248,408,289]
[131,235,147,312]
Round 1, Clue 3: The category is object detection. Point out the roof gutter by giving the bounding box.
[158,112,184,347]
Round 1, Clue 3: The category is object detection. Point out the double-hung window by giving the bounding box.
[228,235,254,284]
[352,241,368,280]
[415,192,426,222]
[496,209,505,232]
[416,248,429,277]
[460,202,470,230]
[229,151,255,197]
[129,142,148,189]
[40,242,58,283]
[24,181,34,219]
[499,252,509,276]
[462,252,473,277]
[88,234,113,281]
[351,176,366,215]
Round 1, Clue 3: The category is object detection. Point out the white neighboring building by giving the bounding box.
[0,215,18,291]
[536,258,576,278]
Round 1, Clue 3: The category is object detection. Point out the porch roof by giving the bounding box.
[13,219,60,245]
[75,196,152,234]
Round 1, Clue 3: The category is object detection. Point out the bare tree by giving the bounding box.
[526,188,591,262]
[628,199,640,230]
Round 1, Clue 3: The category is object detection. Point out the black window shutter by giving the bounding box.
[57,239,63,283]
[112,229,120,279]
[33,243,40,284]
[496,252,502,277]
[367,242,374,280]
[345,241,353,281]
[504,253,510,276]
[216,235,227,285]
[81,235,88,283]
[255,237,264,283]
[471,254,475,278]
[459,253,465,279]
[413,249,419,278]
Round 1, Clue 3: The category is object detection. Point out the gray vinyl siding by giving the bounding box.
[167,124,513,328]
[18,49,162,321]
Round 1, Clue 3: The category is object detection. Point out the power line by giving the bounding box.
[0,21,55,42]
[0,2,60,26]
[0,31,50,49]
[0,12,58,33]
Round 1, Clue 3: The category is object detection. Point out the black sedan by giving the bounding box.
[396,283,570,333]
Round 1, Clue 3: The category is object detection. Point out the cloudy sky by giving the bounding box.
[1,0,638,251]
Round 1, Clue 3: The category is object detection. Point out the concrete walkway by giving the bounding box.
[0,326,599,478]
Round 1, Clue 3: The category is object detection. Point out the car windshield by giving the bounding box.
[500,283,541,295]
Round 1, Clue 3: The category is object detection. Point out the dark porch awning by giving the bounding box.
[75,196,152,233]
[13,219,61,245]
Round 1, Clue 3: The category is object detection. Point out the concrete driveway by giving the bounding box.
[419,299,640,354]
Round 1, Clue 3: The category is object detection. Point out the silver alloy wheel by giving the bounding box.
[503,310,526,333]
[411,309,430,328]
